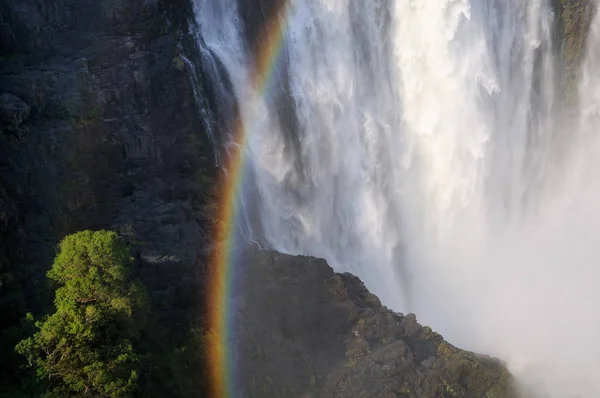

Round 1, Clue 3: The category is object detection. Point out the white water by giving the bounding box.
[195,0,600,396]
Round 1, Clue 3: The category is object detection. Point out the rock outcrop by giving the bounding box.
[237,248,516,398]
[554,0,597,102]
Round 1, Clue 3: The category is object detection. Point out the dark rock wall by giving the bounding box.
[0,0,217,332]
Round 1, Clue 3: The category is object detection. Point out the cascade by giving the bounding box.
[195,0,600,395]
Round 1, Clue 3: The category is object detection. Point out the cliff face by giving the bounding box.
[236,248,516,397]
[0,0,597,395]
[554,0,597,102]
[0,0,217,331]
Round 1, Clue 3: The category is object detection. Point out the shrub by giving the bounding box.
[16,230,148,397]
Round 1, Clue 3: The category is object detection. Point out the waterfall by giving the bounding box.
[194,0,600,395]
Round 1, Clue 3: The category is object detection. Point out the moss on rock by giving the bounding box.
[236,247,518,398]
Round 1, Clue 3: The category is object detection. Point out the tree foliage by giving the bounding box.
[16,230,148,397]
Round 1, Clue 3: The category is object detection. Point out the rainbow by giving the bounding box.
[206,1,290,397]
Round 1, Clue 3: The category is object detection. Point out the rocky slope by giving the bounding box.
[236,248,516,398]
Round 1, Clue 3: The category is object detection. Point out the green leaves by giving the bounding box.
[16,231,148,397]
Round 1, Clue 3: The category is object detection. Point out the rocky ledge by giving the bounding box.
[236,247,516,398]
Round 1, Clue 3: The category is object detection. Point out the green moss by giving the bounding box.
[442,379,458,397]
[172,56,185,71]
[437,342,454,357]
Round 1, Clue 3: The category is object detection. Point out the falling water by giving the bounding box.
[195,0,600,396]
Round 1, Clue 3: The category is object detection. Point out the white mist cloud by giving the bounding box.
[407,9,600,393]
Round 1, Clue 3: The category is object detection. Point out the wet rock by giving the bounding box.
[237,247,517,398]
[554,0,597,102]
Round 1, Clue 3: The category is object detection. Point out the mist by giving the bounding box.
[194,0,600,395]
[406,10,600,396]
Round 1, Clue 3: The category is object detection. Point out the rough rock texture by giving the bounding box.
[0,0,220,333]
[237,248,517,398]
[554,0,597,102]
[0,93,30,131]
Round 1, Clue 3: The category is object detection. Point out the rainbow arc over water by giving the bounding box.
[206,1,290,397]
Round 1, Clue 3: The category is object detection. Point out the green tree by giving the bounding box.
[16,230,148,397]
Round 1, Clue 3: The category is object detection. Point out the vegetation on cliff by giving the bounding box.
[16,231,148,397]
[1,0,215,394]
[3,231,208,398]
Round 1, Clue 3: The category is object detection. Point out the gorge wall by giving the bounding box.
[0,0,218,333]
[0,0,223,393]
[0,0,596,396]
[554,0,597,102]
